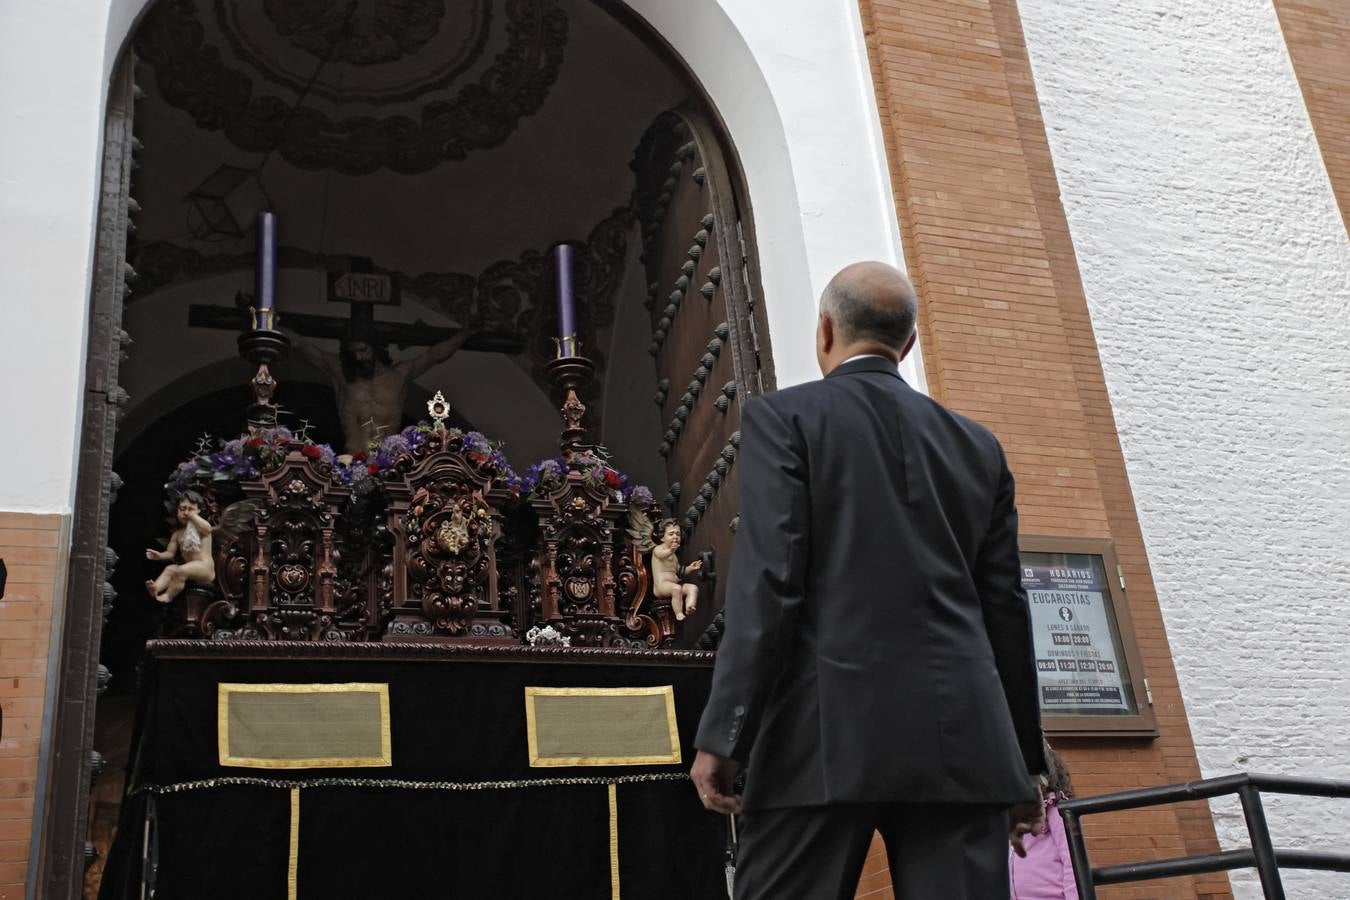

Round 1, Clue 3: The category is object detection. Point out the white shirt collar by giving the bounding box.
[842,353,895,366]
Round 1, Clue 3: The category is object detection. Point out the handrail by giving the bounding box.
[1058,772,1350,899]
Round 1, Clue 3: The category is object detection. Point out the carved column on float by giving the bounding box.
[238,315,289,430]
[529,346,638,645]
[545,353,597,457]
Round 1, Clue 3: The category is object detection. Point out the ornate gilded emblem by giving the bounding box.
[276,564,310,593]
[436,508,470,555]
[427,390,451,429]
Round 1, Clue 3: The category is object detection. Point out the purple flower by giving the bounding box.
[381,434,411,455]
[334,461,369,485]
[628,485,654,507]
[371,434,411,470]
[209,451,239,471]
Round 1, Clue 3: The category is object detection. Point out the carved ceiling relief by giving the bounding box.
[136,0,568,174]
[256,0,453,69]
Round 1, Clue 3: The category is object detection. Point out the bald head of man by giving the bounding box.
[815,261,918,376]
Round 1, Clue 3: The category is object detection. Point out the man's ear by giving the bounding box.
[899,330,917,361]
[819,311,834,354]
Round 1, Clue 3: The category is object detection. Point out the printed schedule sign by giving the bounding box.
[1021,555,1136,716]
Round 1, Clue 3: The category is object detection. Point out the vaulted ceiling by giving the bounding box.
[129,0,688,284]
[119,0,694,481]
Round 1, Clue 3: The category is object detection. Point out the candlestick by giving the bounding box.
[255,211,277,315]
[554,243,577,357]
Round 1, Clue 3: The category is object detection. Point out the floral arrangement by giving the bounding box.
[525,624,571,647]
[166,426,335,495]
[331,424,517,488]
[519,451,654,507]
[165,422,518,495]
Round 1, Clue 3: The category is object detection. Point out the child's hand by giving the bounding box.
[145,548,160,561]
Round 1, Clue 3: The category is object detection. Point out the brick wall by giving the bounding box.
[0,512,68,899]
[1275,0,1350,231]
[854,0,1229,897]
[1012,0,1350,896]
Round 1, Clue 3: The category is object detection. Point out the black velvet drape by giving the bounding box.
[100,646,726,900]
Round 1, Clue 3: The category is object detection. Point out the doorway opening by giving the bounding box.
[60,1,773,894]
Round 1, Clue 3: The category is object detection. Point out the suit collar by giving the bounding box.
[826,355,906,382]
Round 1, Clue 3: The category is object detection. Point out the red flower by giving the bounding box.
[300,445,322,459]
[352,451,366,462]
[368,464,380,475]
[247,438,264,448]
[470,453,486,465]
[604,469,622,488]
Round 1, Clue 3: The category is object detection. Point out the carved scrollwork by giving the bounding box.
[404,484,494,635]
[379,427,515,641]
[217,445,354,641]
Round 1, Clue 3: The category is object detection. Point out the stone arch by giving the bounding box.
[97,0,921,389]
[47,2,921,894]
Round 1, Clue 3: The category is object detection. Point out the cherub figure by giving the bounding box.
[650,518,702,621]
[144,491,215,604]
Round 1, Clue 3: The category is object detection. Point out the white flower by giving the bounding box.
[526,625,571,647]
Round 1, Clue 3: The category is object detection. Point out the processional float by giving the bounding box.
[101,217,730,900]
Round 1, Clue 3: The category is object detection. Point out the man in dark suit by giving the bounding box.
[691,262,1046,898]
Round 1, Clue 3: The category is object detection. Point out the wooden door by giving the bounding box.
[44,56,138,896]
[630,108,770,643]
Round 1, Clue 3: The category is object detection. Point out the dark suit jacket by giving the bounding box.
[695,356,1044,810]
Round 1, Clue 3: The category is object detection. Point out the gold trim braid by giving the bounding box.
[608,782,621,900]
[287,787,300,900]
[132,772,691,796]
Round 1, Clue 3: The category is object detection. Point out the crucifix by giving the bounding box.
[189,255,527,454]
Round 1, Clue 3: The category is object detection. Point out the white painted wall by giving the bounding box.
[1016,1,1350,896]
[0,0,916,515]
[0,1,111,514]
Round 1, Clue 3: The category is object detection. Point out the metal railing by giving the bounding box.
[1059,773,1350,899]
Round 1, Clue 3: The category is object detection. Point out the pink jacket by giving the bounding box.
[1009,795,1080,899]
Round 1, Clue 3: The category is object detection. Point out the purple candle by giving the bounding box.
[255,211,277,313]
[554,243,577,355]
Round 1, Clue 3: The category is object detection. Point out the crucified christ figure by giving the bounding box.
[282,326,474,453]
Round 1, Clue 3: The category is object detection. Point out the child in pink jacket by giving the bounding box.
[1009,743,1080,899]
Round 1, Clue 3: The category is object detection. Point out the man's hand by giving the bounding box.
[691,750,742,815]
[1008,796,1046,858]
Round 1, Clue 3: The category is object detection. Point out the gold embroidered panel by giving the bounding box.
[218,683,392,769]
[524,686,681,767]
